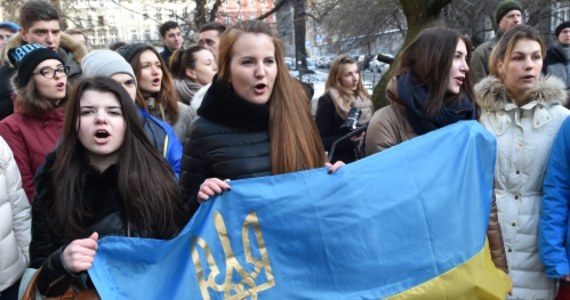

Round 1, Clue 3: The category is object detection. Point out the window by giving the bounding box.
[131,29,138,42]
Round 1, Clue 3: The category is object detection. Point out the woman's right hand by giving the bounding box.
[197,178,231,202]
[61,232,98,274]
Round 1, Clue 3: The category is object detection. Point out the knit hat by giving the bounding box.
[495,0,522,25]
[81,49,137,85]
[0,21,19,32]
[556,21,570,38]
[8,43,64,88]
[116,43,156,64]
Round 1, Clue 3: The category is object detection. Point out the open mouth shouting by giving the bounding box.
[94,129,111,144]
[56,81,65,91]
[254,83,268,95]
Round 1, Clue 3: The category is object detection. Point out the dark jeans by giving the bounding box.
[0,278,21,300]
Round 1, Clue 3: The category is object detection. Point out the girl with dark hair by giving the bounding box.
[365,26,476,154]
[29,77,187,297]
[364,25,508,284]
[169,45,217,105]
[117,43,195,142]
[316,54,373,163]
[477,25,570,299]
[0,43,69,202]
[179,20,342,216]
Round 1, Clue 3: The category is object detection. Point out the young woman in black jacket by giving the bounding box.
[316,54,373,163]
[179,20,343,216]
[30,77,187,297]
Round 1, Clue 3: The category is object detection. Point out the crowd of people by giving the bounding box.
[3,0,570,299]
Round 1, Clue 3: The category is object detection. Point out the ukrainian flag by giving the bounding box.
[89,121,510,299]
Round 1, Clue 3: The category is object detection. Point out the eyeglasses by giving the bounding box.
[32,65,70,79]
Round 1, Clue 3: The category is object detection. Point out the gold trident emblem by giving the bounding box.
[191,211,275,299]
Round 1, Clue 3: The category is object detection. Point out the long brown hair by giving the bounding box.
[217,20,326,172]
[394,26,475,118]
[52,77,186,239]
[130,47,180,125]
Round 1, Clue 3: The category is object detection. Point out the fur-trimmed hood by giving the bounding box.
[2,32,86,68]
[475,75,568,111]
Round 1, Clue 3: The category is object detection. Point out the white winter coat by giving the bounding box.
[476,76,570,300]
[0,136,30,292]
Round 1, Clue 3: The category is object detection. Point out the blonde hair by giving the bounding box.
[325,54,369,114]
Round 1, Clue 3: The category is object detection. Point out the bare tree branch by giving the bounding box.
[257,0,289,20]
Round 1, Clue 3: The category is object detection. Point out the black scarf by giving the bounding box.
[397,72,476,135]
[197,77,270,131]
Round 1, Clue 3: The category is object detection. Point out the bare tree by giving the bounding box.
[195,0,223,28]
[321,0,404,54]
[258,0,339,73]
[370,0,452,109]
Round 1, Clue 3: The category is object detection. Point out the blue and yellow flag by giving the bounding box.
[89,121,511,299]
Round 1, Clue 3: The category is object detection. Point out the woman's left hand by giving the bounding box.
[325,161,345,174]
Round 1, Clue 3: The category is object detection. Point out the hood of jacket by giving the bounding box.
[3,32,86,68]
[475,75,568,111]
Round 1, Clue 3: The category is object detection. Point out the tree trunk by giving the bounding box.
[371,0,452,109]
[195,0,208,27]
[293,0,308,73]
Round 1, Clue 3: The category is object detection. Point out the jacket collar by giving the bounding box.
[475,75,567,134]
[198,77,270,131]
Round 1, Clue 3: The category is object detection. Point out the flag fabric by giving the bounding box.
[89,121,511,299]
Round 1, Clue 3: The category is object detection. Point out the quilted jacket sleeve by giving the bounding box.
[2,137,31,263]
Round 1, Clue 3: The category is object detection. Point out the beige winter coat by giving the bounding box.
[476,75,570,300]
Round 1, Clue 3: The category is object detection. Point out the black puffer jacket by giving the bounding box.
[31,153,129,296]
[179,79,271,216]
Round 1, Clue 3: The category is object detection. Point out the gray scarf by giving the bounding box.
[174,79,202,105]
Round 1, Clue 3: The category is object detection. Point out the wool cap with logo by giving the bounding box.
[8,43,65,88]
